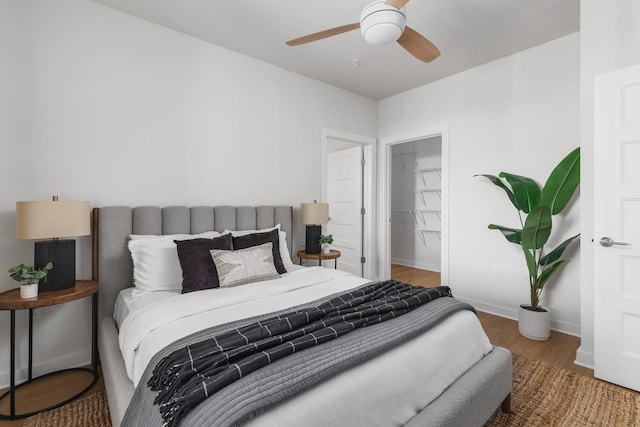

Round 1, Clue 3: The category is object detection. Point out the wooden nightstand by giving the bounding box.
[0,280,99,420]
[297,250,341,269]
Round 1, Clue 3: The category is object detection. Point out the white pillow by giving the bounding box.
[128,231,220,295]
[210,242,280,288]
[224,224,279,236]
[224,225,294,270]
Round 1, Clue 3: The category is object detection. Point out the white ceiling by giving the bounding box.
[89,0,580,100]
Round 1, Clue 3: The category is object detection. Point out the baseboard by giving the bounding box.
[550,318,580,337]
[460,296,581,337]
[391,258,441,272]
[575,346,595,369]
[0,350,91,390]
[458,296,518,321]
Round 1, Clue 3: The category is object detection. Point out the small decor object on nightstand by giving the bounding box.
[8,262,53,299]
[319,234,333,255]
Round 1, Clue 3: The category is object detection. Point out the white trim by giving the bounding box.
[321,128,377,279]
[575,347,594,370]
[378,124,450,282]
[390,259,441,273]
[463,297,581,338]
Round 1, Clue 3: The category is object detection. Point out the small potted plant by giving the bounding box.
[9,262,53,299]
[319,234,334,255]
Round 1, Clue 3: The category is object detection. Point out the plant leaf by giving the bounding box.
[539,147,580,215]
[521,206,552,249]
[474,174,520,211]
[522,246,537,278]
[537,260,565,290]
[540,234,580,266]
[498,173,541,213]
[488,224,522,244]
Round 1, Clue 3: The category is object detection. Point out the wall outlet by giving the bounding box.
[33,308,42,320]
[492,264,502,277]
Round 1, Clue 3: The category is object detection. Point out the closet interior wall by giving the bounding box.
[390,137,442,272]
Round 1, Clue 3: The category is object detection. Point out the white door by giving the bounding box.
[594,64,640,392]
[326,146,363,276]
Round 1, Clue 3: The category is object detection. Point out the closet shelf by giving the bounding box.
[392,209,441,228]
[414,167,442,173]
[415,188,441,205]
[395,157,442,247]
[392,209,440,213]
[414,229,442,245]
[414,167,442,186]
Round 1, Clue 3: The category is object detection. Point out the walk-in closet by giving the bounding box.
[390,136,442,273]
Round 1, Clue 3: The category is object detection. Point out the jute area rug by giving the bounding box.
[485,353,640,426]
[23,353,640,427]
[22,391,110,427]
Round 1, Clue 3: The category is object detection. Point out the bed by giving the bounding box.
[92,205,512,427]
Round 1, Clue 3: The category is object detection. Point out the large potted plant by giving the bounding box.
[9,262,53,299]
[476,147,580,340]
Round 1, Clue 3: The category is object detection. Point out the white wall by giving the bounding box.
[577,0,640,368]
[0,0,376,388]
[379,33,581,334]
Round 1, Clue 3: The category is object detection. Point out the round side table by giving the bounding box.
[297,250,341,269]
[0,280,99,420]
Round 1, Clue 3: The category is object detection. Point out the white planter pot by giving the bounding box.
[20,283,38,299]
[518,304,550,341]
[323,246,331,255]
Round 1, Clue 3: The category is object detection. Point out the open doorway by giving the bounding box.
[378,124,449,284]
[390,137,442,287]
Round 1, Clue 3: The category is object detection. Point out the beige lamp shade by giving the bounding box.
[16,200,90,239]
[300,202,329,225]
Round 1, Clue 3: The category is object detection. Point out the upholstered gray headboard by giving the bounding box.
[91,205,293,320]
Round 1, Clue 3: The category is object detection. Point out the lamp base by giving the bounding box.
[35,240,76,291]
[305,225,322,254]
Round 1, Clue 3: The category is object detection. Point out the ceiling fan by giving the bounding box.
[285,0,440,63]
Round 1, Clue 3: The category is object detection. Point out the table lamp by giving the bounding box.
[300,201,329,254]
[16,196,90,291]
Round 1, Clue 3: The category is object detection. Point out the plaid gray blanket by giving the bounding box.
[148,280,452,426]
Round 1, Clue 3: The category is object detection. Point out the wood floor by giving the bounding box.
[0,367,105,426]
[390,264,593,378]
[0,264,595,425]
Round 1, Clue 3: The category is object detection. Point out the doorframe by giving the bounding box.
[321,128,376,279]
[378,124,450,282]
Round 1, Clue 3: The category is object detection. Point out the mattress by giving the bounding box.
[116,266,492,426]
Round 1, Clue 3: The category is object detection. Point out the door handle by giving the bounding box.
[599,237,630,247]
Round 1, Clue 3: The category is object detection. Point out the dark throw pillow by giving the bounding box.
[175,233,234,293]
[231,228,287,274]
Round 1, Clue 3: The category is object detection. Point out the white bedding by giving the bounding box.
[116,266,492,426]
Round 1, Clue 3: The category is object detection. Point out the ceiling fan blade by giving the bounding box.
[286,23,360,46]
[385,0,410,9]
[396,26,440,63]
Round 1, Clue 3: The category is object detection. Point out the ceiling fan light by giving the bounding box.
[362,22,403,45]
[360,0,406,45]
